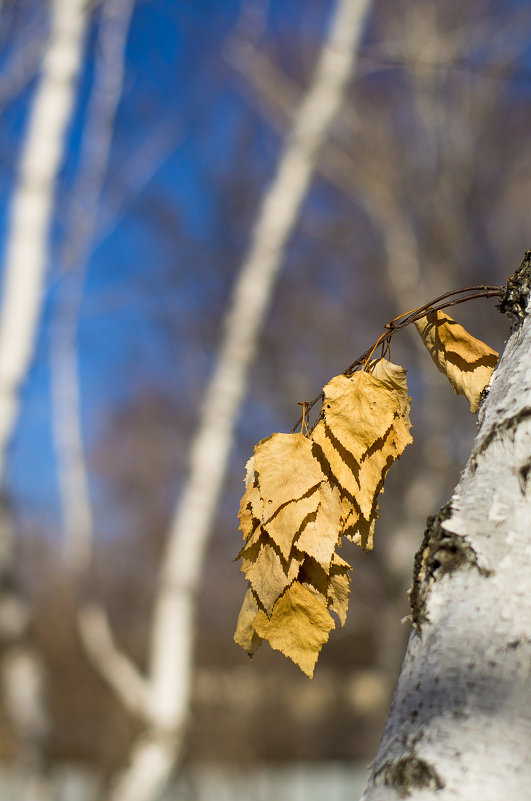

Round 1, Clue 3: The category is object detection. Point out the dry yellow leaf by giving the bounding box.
[233,587,262,656]
[316,373,397,465]
[371,359,410,415]
[254,433,325,513]
[238,483,262,541]
[244,456,256,488]
[415,310,499,413]
[341,502,376,550]
[356,444,393,518]
[263,487,321,560]
[235,360,412,675]
[295,483,343,571]
[328,572,350,626]
[253,581,335,678]
[330,551,352,572]
[313,360,411,541]
[299,554,331,599]
[240,539,301,614]
[299,552,352,627]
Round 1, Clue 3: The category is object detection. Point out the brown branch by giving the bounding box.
[290,286,503,433]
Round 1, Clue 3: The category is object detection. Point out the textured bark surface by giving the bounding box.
[361,258,531,800]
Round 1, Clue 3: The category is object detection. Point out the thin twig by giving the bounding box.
[290,286,503,433]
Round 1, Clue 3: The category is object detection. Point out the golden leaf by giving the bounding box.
[295,483,343,571]
[415,310,499,413]
[263,487,321,560]
[298,552,352,627]
[299,554,331,600]
[315,373,397,466]
[341,503,376,550]
[244,456,256,488]
[240,539,300,614]
[313,360,412,541]
[312,419,361,498]
[253,582,335,677]
[371,358,410,415]
[235,360,412,675]
[254,433,325,513]
[330,551,352,572]
[328,572,350,627]
[238,483,262,541]
[234,587,262,656]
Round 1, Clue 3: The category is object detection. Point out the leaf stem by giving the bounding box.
[290,286,503,434]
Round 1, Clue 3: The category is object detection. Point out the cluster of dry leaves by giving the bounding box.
[234,310,499,676]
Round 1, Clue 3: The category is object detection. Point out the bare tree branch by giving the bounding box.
[78,603,149,719]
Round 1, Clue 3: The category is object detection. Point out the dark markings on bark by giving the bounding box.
[374,755,445,797]
[519,458,531,495]
[409,503,492,631]
[472,407,531,468]
[498,250,531,323]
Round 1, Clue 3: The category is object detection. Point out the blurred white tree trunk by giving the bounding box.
[52,0,136,576]
[0,0,88,792]
[100,1,373,799]
[361,262,531,800]
[0,0,87,482]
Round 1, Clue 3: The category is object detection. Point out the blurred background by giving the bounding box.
[0,0,528,798]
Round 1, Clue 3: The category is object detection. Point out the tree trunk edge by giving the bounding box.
[361,253,531,801]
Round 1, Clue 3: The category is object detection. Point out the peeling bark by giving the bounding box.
[361,254,531,799]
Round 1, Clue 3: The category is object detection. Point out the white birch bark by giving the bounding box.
[361,259,531,800]
[0,0,88,484]
[50,0,147,735]
[0,0,88,791]
[51,0,136,575]
[108,1,373,799]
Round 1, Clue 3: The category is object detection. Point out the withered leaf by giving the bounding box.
[298,552,352,626]
[254,433,324,512]
[244,456,256,488]
[328,572,350,627]
[253,581,335,678]
[299,555,331,600]
[295,483,343,571]
[240,539,301,615]
[415,310,499,413]
[238,483,262,541]
[315,372,397,466]
[313,360,412,542]
[235,359,412,676]
[263,487,321,560]
[371,358,410,415]
[341,502,375,551]
[330,551,352,573]
[233,587,262,656]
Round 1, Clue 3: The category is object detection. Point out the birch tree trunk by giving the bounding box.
[0,0,88,785]
[103,2,373,799]
[52,0,136,576]
[0,0,87,482]
[361,254,531,800]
